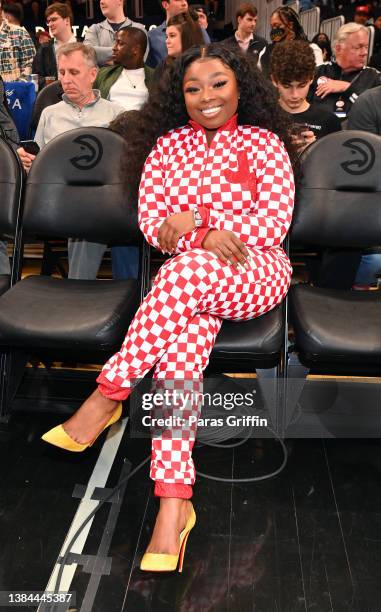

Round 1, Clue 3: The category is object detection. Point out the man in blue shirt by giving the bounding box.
[147,0,210,67]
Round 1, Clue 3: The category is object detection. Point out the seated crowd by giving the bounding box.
[1,0,381,289]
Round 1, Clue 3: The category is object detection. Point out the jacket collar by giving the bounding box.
[62,89,101,109]
[189,113,238,133]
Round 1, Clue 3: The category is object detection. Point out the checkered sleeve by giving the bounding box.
[208,132,295,249]
[138,140,209,253]
[18,30,35,71]
[138,142,169,251]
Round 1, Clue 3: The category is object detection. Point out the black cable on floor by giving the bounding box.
[51,416,288,597]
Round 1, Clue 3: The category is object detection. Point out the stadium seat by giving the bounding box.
[0,127,147,420]
[0,136,24,294]
[288,131,381,435]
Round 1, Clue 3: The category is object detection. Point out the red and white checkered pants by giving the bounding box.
[97,248,291,498]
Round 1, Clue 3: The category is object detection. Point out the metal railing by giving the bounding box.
[300,7,321,41]
[320,15,345,42]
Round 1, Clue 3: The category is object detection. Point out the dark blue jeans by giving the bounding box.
[111,246,139,279]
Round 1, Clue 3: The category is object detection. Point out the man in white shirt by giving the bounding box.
[84,0,147,66]
[94,27,153,111]
[94,27,154,279]
[19,43,124,280]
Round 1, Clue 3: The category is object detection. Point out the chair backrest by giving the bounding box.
[23,127,141,245]
[4,81,36,140]
[31,80,63,133]
[320,15,345,43]
[0,136,23,236]
[291,130,381,247]
[300,7,320,41]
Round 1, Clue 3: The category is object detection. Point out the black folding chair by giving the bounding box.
[288,130,381,437]
[0,127,149,421]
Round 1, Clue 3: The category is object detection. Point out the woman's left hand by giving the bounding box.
[158,211,195,253]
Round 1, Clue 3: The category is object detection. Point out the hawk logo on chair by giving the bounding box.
[340,138,375,176]
[70,134,103,170]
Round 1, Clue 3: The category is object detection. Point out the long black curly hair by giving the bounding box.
[111,44,298,198]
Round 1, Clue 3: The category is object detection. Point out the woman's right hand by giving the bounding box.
[202,230,250,270]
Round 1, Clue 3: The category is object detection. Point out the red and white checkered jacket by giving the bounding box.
[138,114,294,256]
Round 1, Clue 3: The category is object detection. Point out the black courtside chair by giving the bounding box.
[0,136,24,294]
[288,130,381,436]
[0,127,149,420]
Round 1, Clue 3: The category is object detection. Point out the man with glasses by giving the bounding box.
[309,22,381,119]
[32,2,77,87]
[0,0,35,81]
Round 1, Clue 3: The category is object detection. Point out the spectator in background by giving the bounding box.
[2,3,24,27]
[309,23,381,120]
[271,40,341,154]
[353,5,371,26]
[312,32,333,62]
[261,6,323,78]
[94,26,153,280]
[32,3,76,87]
[223,2,267,65]
[95,27,153,109]
[84,0,146,67]
[152,11,204,83]
[147,0,210,68]
[18,43,124,280]
[0,0,35,81]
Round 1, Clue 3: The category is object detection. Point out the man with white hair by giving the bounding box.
[309,23,381,119]
[18,43,124,280]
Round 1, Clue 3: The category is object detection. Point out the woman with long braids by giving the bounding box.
[41,44,296,573]
[261,6,323,78]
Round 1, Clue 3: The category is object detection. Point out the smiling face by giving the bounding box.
[183,58,239,141]
[166,24,182,56]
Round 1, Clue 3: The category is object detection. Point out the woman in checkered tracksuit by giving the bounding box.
[42,44,296,571]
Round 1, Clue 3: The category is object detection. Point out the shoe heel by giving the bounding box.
[178,530,190,573]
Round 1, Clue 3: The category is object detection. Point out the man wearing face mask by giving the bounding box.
[309,22,381,120]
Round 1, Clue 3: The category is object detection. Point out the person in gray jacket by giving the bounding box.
[83,0,147,66]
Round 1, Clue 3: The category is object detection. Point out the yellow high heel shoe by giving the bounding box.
[140,503,196,573]
[41,402,123,452]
